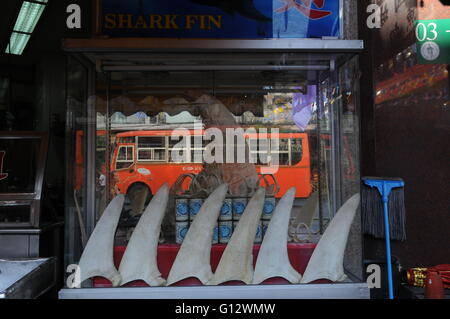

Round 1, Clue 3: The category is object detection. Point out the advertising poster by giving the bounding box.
[101,0,340,38]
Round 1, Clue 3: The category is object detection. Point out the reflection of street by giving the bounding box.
[89,77,361,245]
[376,64,448,104]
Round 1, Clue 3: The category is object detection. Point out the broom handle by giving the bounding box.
[383,199,394,299]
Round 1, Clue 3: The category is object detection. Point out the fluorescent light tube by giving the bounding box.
[5,32,31,55]
[13,1,47,33]
[5,1,48,55]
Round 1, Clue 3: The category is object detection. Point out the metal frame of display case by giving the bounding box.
[59,282,369,299]
[0,131,49,228]
[62,38,367,299]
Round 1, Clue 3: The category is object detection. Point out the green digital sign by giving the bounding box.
[416,19,450,64]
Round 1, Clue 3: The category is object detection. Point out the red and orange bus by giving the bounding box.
[110,130,311,199]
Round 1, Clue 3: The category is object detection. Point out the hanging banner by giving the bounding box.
[101,0,340,39]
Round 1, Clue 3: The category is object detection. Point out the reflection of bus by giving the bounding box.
[111,130,311,198]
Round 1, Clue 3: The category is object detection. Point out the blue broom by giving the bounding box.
[362,177,406,299]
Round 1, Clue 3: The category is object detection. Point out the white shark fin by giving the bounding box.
[76,195,125,287]
[118,183,169,286]
[167,184,228,285]
[208,187,266,285]
[301,193,360,283]
[253,187,301,284]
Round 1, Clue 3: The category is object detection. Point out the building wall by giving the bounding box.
[344,0,359,39]
[359,0,450,269]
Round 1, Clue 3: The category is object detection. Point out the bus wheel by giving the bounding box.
[127,184,152,217]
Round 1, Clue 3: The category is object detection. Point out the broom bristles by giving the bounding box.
[362,183,406,241]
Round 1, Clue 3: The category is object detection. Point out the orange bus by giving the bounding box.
[110,130,311,199]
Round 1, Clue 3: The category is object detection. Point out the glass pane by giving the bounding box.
[278,139,289,151]
[138,137,165,148]
[65,52,361,288]
[317,78,334,231]
[291,138,303,165]
[153,149,166,161]
[276,152,290,166]
[117,147,128,160]
[169,136,188,148]
[191,150,203,163]
[137,149,152,161]
[64,56,89,271]
[0,138,40,193]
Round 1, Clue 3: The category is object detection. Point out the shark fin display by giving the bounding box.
[208,187,265,285]
[76,195,125,287]
[119,183,169,286]
[167,184,228,285]
[301,193,360,283]
[253,187,301,284]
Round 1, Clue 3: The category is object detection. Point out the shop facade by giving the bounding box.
[57,0,368,299]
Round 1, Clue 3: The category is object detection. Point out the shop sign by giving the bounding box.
[416,19,450,64]
[101,0,340,39]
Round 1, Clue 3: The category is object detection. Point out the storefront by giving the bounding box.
[58,0,367,299]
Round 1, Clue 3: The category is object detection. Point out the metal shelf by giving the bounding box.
[59,282,369,299]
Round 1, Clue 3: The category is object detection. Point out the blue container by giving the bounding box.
[219,198,232,221]
[262,197,276,220]
[219,221,233,244]
[176,221,189,244]
[175,198,189,221]
[189,198,203,221]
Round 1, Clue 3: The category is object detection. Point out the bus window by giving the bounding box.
[270,138,290,166]
[137,136,167,162]
[138,136,165,148]
[190,136,204,149]
[190,150,203,163]
[248,138,269,165]
[137,149,166,162]
[169,135,192,148]
[279,138,289,152]
[190,136,204,163]
[116,146,134,169]
[169,136,189,163]
[291,138,303,165]
[248,139,258,151]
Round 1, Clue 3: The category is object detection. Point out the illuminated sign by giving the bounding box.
[101,0,340,39]
[416,19,450,64]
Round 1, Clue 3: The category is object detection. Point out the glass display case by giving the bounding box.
[60,39,367,298]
